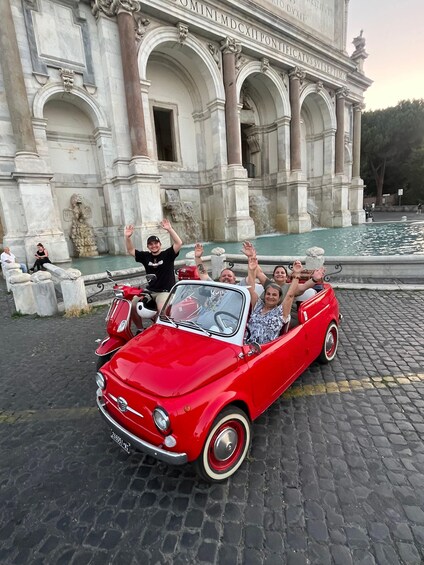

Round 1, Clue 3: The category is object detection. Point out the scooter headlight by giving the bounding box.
[96,371,106,390]
[153,407,170,433]
[114,289,124,298]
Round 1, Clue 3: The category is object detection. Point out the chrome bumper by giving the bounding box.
[96,392,188,465]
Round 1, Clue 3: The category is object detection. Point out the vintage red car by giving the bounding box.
[96,278,340,482]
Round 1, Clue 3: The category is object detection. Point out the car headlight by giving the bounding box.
[96,371,106,390]
[153,407,170,433]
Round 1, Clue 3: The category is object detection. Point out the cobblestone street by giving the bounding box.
[1,286,424,564]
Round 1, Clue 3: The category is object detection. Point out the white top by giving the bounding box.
[0,251,16,265]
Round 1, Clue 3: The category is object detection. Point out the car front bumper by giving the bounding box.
[96,392,188,465]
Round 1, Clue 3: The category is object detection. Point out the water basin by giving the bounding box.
[70,221,424,276]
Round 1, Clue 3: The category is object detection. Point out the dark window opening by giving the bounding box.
[153,108,176,162]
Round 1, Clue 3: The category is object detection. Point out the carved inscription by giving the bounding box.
[259,0,335,39]
[171,0,345,80]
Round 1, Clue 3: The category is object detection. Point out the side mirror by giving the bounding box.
[106,269,112,277]
[146,274,157,283]
[248,342,261,356]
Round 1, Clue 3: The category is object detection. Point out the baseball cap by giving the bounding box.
[147,235,160,245]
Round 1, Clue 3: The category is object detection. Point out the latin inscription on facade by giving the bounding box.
[171,0,346,80]
[259,0,335,41]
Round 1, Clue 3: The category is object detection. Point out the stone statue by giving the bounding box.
[352,29,366,52]
[69,193,98,257]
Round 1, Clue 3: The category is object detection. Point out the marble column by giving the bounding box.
[350,103,366,225]
[220,37,242,165]
[116,4,148,157]
[0,0,69,263]
[335,87,348,175]
[352,103,362,179]
[331,88,352,227]
[289,67,305,172]
[0,0,37,154]
[287,67,310,233]
[92,0,161,250]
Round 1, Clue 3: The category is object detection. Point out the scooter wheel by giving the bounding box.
[96,353,112,371]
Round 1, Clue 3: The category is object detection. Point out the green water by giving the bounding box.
[71,221,424,276]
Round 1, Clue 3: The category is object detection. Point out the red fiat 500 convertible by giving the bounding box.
[96,279,340,482]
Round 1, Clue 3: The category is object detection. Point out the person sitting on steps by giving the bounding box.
[29,243,52,273]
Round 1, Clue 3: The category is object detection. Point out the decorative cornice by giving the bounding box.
[177,22,189,44]
[220,36,241,55]
[235,53,246,73]
[135,12,150,42]
[336,86,350,99]
[208,44,221,69]
[289,66,306,83]
[315,81,324,93]
[60,68,75,92]
[91,0,140,19]
[261,57,270,73]
[353,102,365,112]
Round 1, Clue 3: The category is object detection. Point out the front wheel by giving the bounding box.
[195,407,251,482]
[96,352,112,371]
[318,321,339,363]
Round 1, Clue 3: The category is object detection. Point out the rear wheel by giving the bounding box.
[318,322,338,363]
[195,407,251,482]
[96,353,112,371]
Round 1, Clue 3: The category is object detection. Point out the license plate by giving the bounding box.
[110,430,131,454]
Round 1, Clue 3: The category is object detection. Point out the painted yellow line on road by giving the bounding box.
[0,407,97,425]
[282,373,424,399]
[1,374,423,424]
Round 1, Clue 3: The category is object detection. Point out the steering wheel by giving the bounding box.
[214,311,239,332]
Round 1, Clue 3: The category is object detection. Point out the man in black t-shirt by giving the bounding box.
[124,219,182,326]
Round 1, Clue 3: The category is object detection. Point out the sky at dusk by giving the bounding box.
[347,0,424,111]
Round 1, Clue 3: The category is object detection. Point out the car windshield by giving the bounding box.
[162,283,245,336]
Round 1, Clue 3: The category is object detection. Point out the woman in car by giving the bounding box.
[245,256,303,344]
[242,240,321,301]
[246,256,325,344]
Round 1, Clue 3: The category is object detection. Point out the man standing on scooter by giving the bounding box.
[124,219,183,327]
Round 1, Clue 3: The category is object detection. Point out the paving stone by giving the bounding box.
[1,287,424,564]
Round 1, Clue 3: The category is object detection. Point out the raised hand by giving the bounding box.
[160,219,172,231]
[194,243,204,258]
[241,240,256,258]
[247,255,258,273]
[124,225,134,238]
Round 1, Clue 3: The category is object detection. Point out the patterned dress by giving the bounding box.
[247,299,290,344]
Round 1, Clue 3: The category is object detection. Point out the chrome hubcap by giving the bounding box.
[326,333,334,352]
[213,428,238,461]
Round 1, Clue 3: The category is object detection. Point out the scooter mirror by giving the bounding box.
[106,270,112,278]
[146,274,157,283]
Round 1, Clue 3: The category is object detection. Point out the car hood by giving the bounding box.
[106,324,241,397]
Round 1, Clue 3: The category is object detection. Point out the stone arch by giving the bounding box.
[32,83,110,256]
[300,86,336,227]
[299,84,336,130]
[237,62,291,118]
[138,26,225,102]
[235,62,291,181]
[32,83,110,129]
[138,26,229,242]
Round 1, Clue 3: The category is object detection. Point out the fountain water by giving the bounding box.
[249,194,274,235]
[163,190,202,244]
[307,197,320,228]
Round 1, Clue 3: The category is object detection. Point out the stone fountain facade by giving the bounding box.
[0,0,370,264]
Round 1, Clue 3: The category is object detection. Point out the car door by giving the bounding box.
[247,325,308,415]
